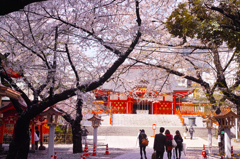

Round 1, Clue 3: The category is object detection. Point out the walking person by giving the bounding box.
[81,126,89,144]
[174,130,183,159]
[189,125,195,140]
[165,129,173,159]
[138,129,148,159]
[154,127,166,159]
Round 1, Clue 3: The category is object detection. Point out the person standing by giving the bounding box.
[154,127,166,159]
[81,126,89,144]
[183,125,188,139]
[138,129,147,159]
[35,127,40,150]
[174,130,183,159]
[165,129,173,159]
[136,129,141,146]
[30,129,39,150]
[189,125,195,140]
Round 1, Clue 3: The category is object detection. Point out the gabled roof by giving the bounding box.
[40,106,63,116]
[214,107,240,118]
[0,98,27,113]
[99,65,186,94]
[87,114,103,121]
[0,84,21,99]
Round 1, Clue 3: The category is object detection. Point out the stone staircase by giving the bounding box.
[82,114,182,127]
[82,114,210,138]
[111,114,182,127]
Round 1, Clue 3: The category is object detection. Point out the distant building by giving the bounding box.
[93,65,195,115]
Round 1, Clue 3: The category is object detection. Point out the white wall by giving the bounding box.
[182,115,204,127]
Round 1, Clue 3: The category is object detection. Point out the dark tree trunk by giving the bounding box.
[0,0,48,15]
[6,116,30,159]
[72,98,83,153]
[218,126,224,156]
[72,122,82,153]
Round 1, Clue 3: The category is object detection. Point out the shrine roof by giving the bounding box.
[214,107,240,118]
[40,106,63,116]
[0,84,21,99]
[99,65,185,93]
[0,96,27,113]
[87,114,103,121]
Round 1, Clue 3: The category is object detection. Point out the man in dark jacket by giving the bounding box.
[154,127,166,159]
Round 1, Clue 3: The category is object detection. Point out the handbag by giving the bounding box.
[172,139,177,148]
[141,135,149,146]
[151,151,156,159]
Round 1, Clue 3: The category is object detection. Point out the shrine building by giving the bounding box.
[93,65,195,115]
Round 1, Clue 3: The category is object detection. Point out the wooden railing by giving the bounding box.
[176,110,184,126]
[177,110,219,126]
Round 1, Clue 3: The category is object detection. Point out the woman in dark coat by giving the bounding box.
[174,130,183,159]
[138,129,147,159]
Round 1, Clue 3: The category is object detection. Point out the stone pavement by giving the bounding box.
[2,125,240,159]
[22,135,240,159]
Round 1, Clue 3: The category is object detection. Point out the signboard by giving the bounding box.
[136,110,149,114]
[165,95,173,101]
[152,124,156,130]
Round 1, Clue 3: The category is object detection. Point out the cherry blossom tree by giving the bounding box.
[0,0,49,15]
[0,0,144,157]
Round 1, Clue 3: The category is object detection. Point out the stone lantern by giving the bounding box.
[87,114,103,148]
[203,116,215,154]
[213,107,240,158]
[40,106,62,159]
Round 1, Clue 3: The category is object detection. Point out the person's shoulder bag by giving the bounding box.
[172,138,177,147]
[141,134,149,146]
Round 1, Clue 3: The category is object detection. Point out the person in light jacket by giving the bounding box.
[189,125,195,140]
[81,126,89,144]
[183,125,188,139]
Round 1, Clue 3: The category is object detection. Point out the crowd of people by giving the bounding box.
[137,125,195,159]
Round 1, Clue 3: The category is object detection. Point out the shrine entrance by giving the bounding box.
[133,100,151,114]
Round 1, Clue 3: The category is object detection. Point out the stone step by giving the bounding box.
[111,114,182,127]
[84,126,213,139]
[82,114,183,127]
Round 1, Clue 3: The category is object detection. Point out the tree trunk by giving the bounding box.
[72,122,82,153]
[6,117,30,159]
[218,126,225,156]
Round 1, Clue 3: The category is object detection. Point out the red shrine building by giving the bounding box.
[93,65,195,115]
[94,87,194,115]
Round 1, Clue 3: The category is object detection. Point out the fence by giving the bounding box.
[3,134,74,144]
[43,134,73,144]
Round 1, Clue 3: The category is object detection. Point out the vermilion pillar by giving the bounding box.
[39,124,46,150]
[31,121,35,151]
[0,119,4,150]
[153,102,157,114]
[127,101,132,114]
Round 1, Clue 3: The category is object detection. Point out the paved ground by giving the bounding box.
[24,135,240,159]
[2,126,240,159]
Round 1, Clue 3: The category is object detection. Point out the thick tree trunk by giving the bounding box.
[72,122,82,153]
[218,126,224,156]
[0,0,47,15]
[6,116,30,159]
[72,98,83,153]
